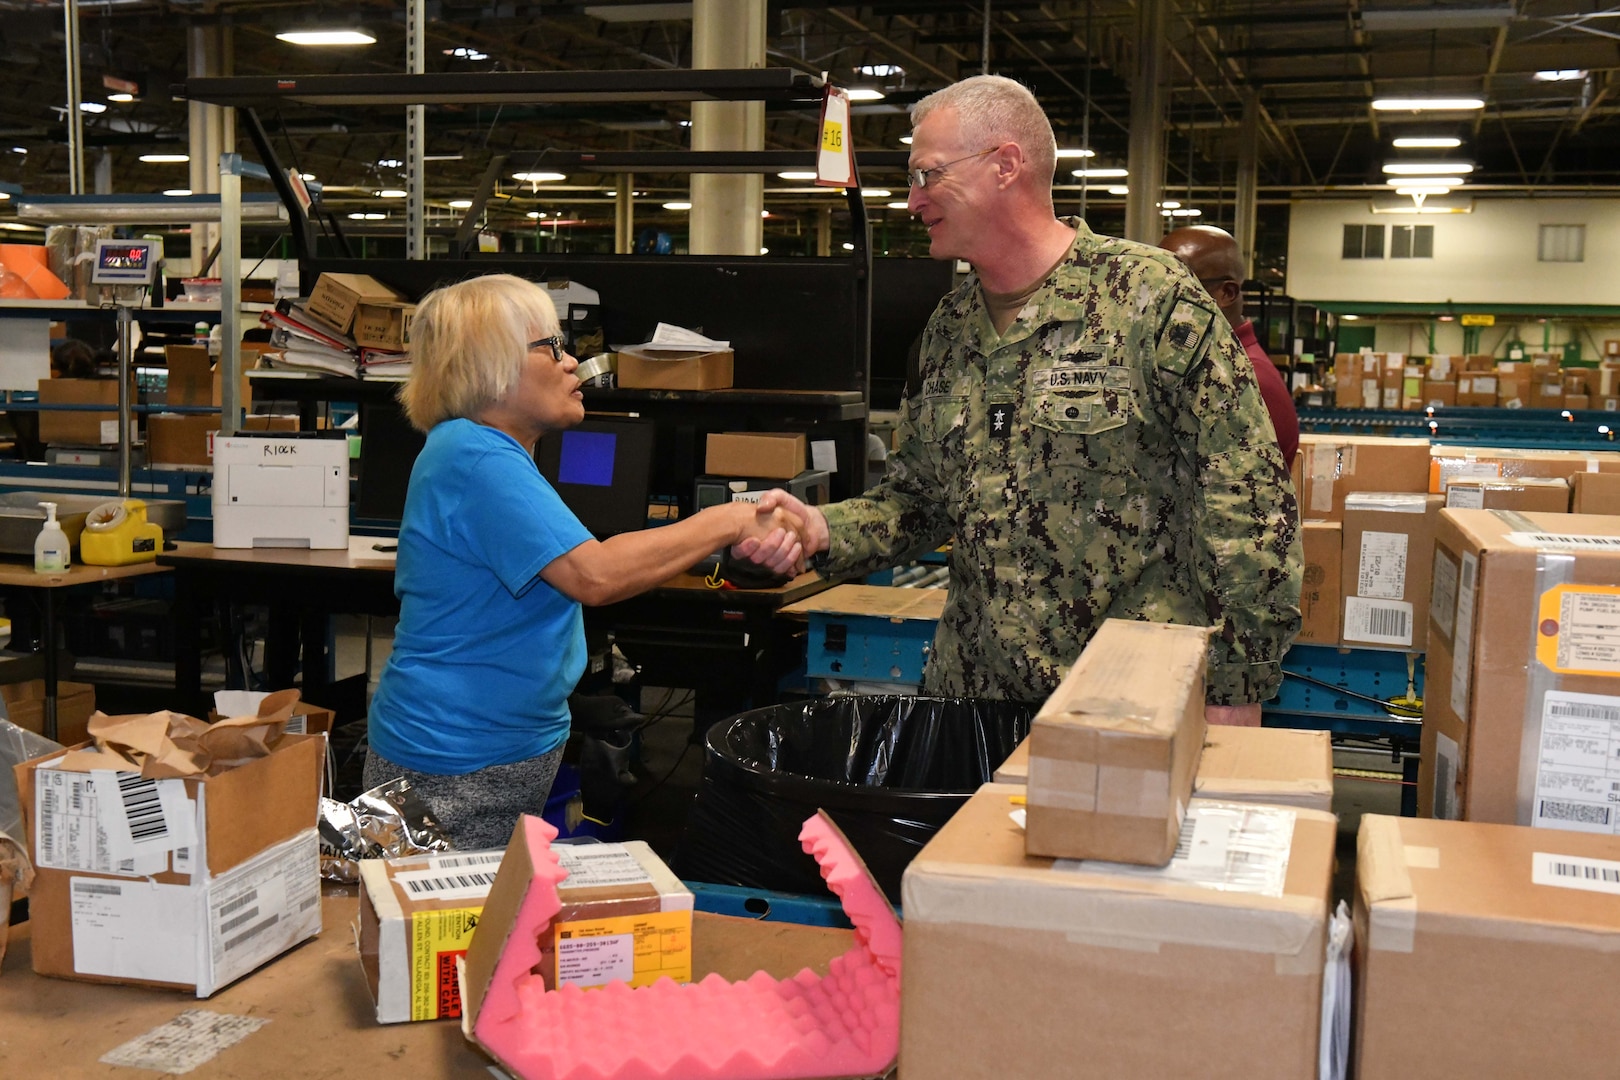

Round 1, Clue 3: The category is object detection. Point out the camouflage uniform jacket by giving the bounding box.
[820,219,1302,705]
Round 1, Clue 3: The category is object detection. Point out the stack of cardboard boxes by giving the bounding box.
[1334,349,1620,412]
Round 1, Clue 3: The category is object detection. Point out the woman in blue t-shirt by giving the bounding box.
[362,273,804,848]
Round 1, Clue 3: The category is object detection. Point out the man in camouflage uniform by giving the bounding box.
[743,75,1301,724]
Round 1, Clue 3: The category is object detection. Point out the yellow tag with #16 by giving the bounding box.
[821,122,844,152]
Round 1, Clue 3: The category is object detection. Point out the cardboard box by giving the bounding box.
[145,413,215,466]
[1456,373,1498,407]
[1299,520,1342,644]
[37,378,120,446]
[163,344,252,409]
[1444,476,1570,514]
[1497,373,1530,408]
[241,414,299,433]
[1463,354,1497,372]
[1429,446,1620,493]
[359,840,692,1023]
[1339,492,1444,651]
[0,680,95,746]
[1024,620,1210,865]
[1400,364,1426,410]
[1379,354,1403,409]
[1295,434,1433,522]
[1428,354,1455,381]
[1599,363,1620,397]
[352,302,415,352]
[1530,377,1564,410]
[1571,471,1620,515]
[1422,378,1456,408]
[703,432,807,480]
[14,727,325,994]
[902,784,1336,1080]
[1354,815,1620,1079]
[1564,370,1593,397]
[1530,351,1561,373]
[208,700,335,736]
[1420,509,1620,826]
[614,347,734,391]
[1567,393,1591,410]
[1598,395,1620,412]
[995,725,1334,812]
[305,272,404,335]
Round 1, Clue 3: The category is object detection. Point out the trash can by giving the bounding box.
[673,696,1034,905]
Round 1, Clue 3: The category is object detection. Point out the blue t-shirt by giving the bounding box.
[367,418,593,774]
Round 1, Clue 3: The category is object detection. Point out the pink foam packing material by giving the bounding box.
[468,811,901,1080]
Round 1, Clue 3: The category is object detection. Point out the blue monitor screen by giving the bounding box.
[557,430,616,487]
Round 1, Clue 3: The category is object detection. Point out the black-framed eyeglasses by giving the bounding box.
[906,146,1000,189]
[528,335,566,358]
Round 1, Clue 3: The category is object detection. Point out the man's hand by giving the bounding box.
[730,502,804,574]
[732,489,828,576]
[1205,703,1263,727]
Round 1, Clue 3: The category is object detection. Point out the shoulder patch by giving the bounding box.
[1157,297,1216,377]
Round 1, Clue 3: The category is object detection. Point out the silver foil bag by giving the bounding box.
[317,776,450,883]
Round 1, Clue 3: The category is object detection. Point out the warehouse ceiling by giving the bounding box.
[1,0,1618,247]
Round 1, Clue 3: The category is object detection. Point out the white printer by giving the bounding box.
[212,434,350,549]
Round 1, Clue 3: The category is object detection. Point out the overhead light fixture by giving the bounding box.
[1073,167,1128,178]
[527,211,545,219]
[886,201,909,210]
[139,153,189,163]
[77,101,107,114]
[448,199,473,209]
[10,147,25,155]
[1533,69,1587,82]
[1374,205,1470,214]
[423,153,464,162]
[777,171,818,181]
[443,46,489,60]
[512,171,566,183]
[1168,208,1202,217]
[842,242,855,251]
[162,189,192,197]
[760,210,770,218]
[1396,186,1452,196]
[846,88,885,102]
[1392,136,1462,148]
[300,172,316,181]
[662,201,691,210]
[857,64,903,77]
[277,29,377,46]
[1383,161,1474,175]
[1371,97,1485,112]
[899,136,912,145]
[1055,149,1097,159]
[376,158,403,169]
[107,93,135,103]
[375,189,408,198]
[1386,176,1464,187]
[345,211,386,220]
[1106,186,1129,195]
[1159,200,1181,209]
[861,188,892,198]
[0,193,10,201]
[760,246,769,255]
[1341,314,1360,321]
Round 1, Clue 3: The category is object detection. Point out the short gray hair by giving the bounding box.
[912,75,1057,190]
[400,273,561,432]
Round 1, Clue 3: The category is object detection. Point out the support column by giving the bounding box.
[615,174,634,254]
[1124,0,1167,244]
[188,25,233,275]
[689,0,764,256]
[1233,91,1260,277]
[816,205,832,257]
[406,0,425,259]
[63,0,84,194]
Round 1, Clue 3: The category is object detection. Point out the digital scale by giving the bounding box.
[89,238,161,287]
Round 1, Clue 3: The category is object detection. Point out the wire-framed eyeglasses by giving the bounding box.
[906,146,1000,189]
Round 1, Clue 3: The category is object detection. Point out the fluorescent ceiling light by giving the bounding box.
[1396,186,1451,196]
[1341,314,1360,321]
[443,47,489,60]
[448,199,473,209]
[162,189,192,197]
[842,242,855,251]
[346,211,386,220]
[423,153,464,162]
[77,101,107,114]
[886,201,909,210]
[861,188,892,198]
[1106,186,1129,195]
[300,172,316,181]
[277,30,377,46]
[139,153,189,163]
[1055,148,1096,159]
[1392,136,1461,148]
[760,247,769,255]
[512,172,566,183]
[527,211,544,219]
[899,136,912,145]
[107,93,135,103]
[10,147,25,155]
[760,210,770,218]
[1374,205,1470,214]
[1073,167,1128,178]
[777,171,818,181]
[1159,200,1181,209]
[375,189,408,198]
[1168,208,1202,217]
[376,158,403,169]
[662,201,691,210]
[1371,97,1485,111]
[0,193,9,201]
[1533,69,1586,82]
[846,88,885,102]
[1386,176,1464,187]
[857,64,903,77]
[1383,161,1474,175]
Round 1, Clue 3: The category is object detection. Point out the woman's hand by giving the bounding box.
[733,490,826,576]
[731,501,805,575]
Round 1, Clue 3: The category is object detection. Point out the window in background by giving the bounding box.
[1342,224,1385,259]
[1538,224,1585,263]
[1390,224,1434,259]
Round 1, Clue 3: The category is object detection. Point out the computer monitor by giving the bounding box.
[535,417,655,538]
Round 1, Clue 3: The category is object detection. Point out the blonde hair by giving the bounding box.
[911,75,1057,193]
[399,273,560,432]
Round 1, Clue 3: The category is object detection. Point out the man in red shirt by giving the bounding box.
[1160,226,1298,465]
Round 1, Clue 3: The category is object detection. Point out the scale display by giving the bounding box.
[89,239,160,286]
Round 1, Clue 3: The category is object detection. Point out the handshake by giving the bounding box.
[728,488,830,578]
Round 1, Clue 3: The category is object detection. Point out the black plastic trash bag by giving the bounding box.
[673,696,1034,906]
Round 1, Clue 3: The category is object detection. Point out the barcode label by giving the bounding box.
[1344,596,1413,647]
[1450,552,1479,719]
[1548,700,1620,723]
[1433,732,1460,820]
[223,915,280,953]
[1507,532,1620,551]
[72,881,123,897]
[1536,691,1620,836]
[219,890,259,919]
[418,851,505,871]
[392,868,498,901]
[1532,851,1620,896]
[1538,800,1610,826]
[219,907,263,936]
[556,845,654,890]
[116,773,168,843]
[89,770,196,868]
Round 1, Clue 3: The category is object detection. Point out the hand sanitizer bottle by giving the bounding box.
[35,501,68,573]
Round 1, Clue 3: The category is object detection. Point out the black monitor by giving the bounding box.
[535,417,655,538]
[356,398,427,522]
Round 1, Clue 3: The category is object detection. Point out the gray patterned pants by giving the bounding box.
[361,744,566,851]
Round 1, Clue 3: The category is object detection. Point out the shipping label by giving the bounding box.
[410,907,482,1020]
[203,829,322,994]
[1060,802,1297,898]
[1357,530,1409,600]
[1532,691,1620,836]
[70,877,199,984]
[1535,585,1620,676]
[1431,549,1459,643]
[554,910,691,990]
[36,769,192,877]
[1343,596,1414,648]
[391,850,505,902]
[556,845,654,890]
[1450,553,1479,719]
[1531,851,1620,897]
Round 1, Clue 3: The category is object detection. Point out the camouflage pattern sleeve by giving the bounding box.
[1148,281,1303,704]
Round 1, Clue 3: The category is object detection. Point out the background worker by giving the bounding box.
[363,273,802,848]
[1159,224,1299,465]
[741,75,1301,727]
